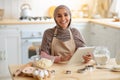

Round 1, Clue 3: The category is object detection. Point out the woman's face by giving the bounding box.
[55,8,70,29]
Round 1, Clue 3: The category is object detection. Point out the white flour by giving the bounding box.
[94,54,109,65]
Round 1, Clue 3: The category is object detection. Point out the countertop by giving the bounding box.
[90,19,120,30]
[0,18,90,25]
[0,18,120,29]
[9,58,120,80]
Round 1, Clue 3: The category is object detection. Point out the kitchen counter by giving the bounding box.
[0,18,120,29]
[0,19,55,25]
[9,59,120,80]
[0,18,90,25]
[90,19,120,30]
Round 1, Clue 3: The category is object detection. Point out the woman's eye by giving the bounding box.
[64,13,68,16]
[57,13,69,18]
[57,14,62,18]
[57,15,62,18]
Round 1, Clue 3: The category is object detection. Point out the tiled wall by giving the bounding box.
[0,0,93,19]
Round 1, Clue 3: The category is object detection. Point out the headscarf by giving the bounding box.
[53,5,72,28]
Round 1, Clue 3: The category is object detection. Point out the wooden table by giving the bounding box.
[9,59,120,80]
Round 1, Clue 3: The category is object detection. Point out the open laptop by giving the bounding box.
[67,46,95,65]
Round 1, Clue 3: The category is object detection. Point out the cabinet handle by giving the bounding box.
[0,50,6,60]
[0,51,2,60]
[3,50,6,60]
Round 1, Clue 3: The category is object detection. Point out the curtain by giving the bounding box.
[92,0,112,18]
[109,0,120,18]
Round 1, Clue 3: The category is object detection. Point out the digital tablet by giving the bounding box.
[67,47,95,65]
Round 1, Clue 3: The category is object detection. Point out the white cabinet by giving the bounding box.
[89,23,120,58]
[0,25,21,77]
[115,29,120,57]
[72,22,91,46]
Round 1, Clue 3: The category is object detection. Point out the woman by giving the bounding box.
[40,5,92,63]
[13,5,92,76]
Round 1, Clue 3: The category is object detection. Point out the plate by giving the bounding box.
[111,68,120,72]
[96,65,113,69]
[110,65,120,72]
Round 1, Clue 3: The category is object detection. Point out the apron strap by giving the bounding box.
[51,28,57,55]
[53,27,57,37]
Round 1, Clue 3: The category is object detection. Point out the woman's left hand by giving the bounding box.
[61,53,72,61]
[83,53,93,63]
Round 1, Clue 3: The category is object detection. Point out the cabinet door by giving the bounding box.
[6,30,21,64]
[72,22,90,46]
[89,23,104,46]
[0,32,8,77]
[114,29,120,57]
[0,32,10,76]
[90,23,119,58]
[0,27,21,77]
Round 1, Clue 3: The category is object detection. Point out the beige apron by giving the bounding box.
[51,28,76,57]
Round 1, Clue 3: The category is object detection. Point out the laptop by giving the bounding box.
[67,46,95,65]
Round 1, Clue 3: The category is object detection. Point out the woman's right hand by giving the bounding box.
[40,51,72,63]
[54,56,61,63]
[54,53,72,63]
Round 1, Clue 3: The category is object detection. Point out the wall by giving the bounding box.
[0,0,93,19]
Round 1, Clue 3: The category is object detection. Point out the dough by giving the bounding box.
[35,58,53,69]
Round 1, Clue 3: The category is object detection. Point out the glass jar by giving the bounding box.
[93,46,110,65]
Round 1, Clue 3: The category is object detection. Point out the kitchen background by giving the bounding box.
[0,0,120,80]
[1,0,120,19]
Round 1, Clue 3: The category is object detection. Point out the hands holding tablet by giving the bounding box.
[82,52,93,63]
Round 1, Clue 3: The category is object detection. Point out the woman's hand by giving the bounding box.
[54,53,72,63]
[40,51,61,63]
[61,53,72,61]
[83,53,93,63]
[40,51,72,63]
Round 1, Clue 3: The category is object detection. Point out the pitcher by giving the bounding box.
[93,46,110,65]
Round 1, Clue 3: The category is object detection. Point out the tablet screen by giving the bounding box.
[68,47,95,65]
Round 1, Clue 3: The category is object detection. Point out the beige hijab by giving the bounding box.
[51,5,76,56]
[53,5,71,28]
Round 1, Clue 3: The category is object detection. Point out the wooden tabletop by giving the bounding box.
[9,59,120,80]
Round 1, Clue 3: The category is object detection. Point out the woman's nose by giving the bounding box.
[61,16,65,20]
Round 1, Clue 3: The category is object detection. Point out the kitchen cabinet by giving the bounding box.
[115,29,120,57]
[72,22,91,46]
[0,25,21,77]
[89,23,120,58]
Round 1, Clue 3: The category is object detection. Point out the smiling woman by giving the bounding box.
[40,5,92,64]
